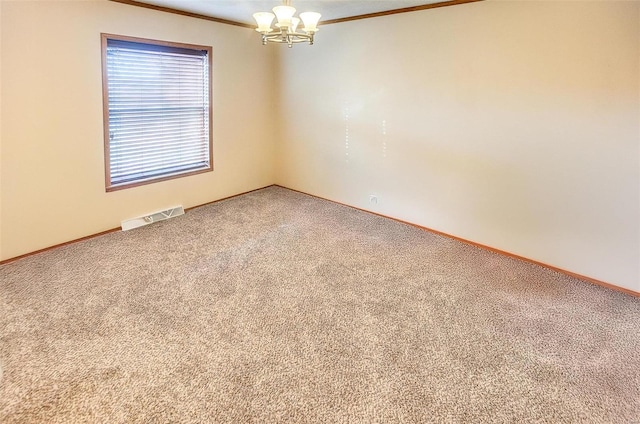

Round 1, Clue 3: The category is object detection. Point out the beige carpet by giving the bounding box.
[0,186,638,423]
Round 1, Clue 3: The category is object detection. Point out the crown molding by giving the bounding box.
[109,0,484,29]
[321,0,483,25]
[109,0,254,28]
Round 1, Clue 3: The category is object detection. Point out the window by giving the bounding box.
[101,34,213,191]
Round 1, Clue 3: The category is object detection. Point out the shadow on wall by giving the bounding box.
[308,92,540,244]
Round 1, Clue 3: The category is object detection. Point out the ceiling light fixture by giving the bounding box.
[253,0,321,48]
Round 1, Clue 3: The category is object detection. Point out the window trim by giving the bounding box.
[101,33,214,192]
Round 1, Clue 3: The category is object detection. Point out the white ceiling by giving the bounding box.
[133,0,445,25]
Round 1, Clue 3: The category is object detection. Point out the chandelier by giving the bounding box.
[253,0,321,47]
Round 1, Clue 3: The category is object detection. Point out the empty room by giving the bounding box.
[1,0,639,422]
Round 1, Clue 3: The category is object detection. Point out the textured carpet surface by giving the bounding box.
[0,186,639,423]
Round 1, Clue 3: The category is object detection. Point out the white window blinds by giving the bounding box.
[103,35,212,190]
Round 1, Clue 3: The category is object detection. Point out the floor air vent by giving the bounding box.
[121,206,185,231]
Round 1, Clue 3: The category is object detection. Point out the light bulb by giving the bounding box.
[300,12,321,33]
[253,12,275,33]
[273,5,296,29]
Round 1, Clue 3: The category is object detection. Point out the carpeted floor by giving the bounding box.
[0,186,639,423]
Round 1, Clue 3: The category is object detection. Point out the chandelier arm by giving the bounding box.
[263,31,313,43]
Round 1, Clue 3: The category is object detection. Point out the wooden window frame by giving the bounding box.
[101,33,214,192]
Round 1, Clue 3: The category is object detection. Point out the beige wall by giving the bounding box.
[2,0,638,293]
[0,0,277,260]
[276,1,640,292]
